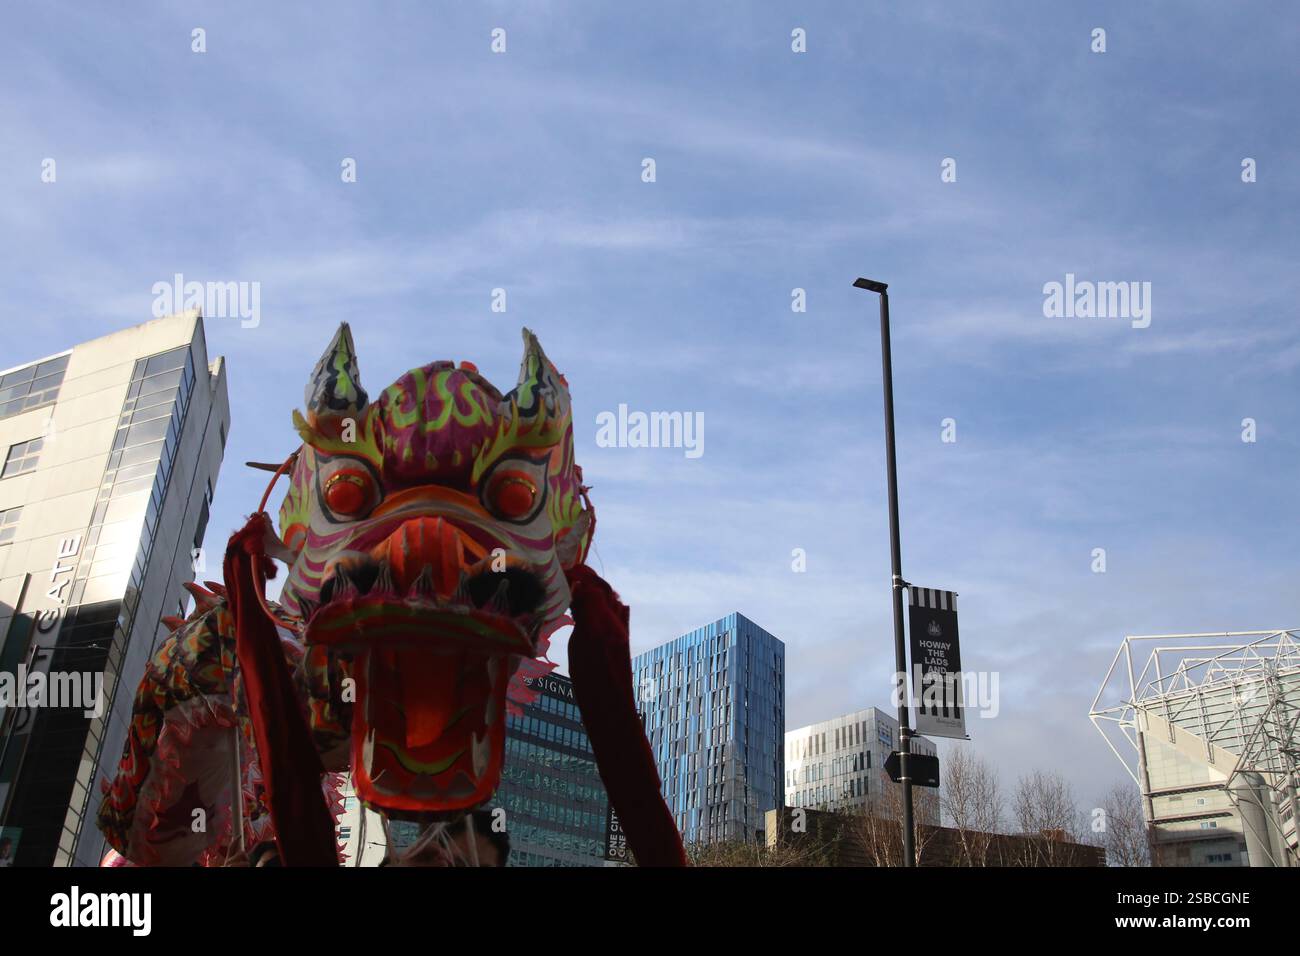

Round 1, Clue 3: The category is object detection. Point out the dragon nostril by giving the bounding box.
[349,561,379,595]
[320,557,380,604]
[464,568,545,616]
[464,574,496,608]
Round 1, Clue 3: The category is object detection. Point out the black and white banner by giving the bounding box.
[907,586,968,740]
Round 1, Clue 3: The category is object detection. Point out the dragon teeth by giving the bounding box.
[487,579,511,613]
[471,732,489,779]
[362,727,376,776]
[373,559,396,595]
[452,571,472,604]
[333,566,358,599]
[408,563,436,601]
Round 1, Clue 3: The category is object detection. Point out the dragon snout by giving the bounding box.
[375,516,476,596]
[315,516,546,618]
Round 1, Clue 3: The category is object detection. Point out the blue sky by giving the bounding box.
[2,1,1298,816]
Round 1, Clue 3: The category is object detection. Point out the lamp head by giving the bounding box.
[853,277,888,294]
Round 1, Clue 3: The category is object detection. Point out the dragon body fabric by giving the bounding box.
[97,325,685,867]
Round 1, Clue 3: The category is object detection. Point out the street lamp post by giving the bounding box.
[853,277,916,867]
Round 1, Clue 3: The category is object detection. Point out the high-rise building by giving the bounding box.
[1092,630,1299,867]
[631,612,785,846]
[0,312,229,866]
[496,671,612,866]
[784,707,937,818]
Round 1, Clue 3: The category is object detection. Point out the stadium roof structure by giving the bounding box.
[1090,629,1300,863]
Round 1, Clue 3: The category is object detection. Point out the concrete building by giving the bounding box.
[785,707,937,818]
[1092,629,1300,867]
[631,612,785,846]
[0,312,229,866]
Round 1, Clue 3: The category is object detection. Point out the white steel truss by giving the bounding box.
[1090,630,1300,865]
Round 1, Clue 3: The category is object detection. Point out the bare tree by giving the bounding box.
[687,824,833,867]
[907,782,942,862]
[1011,769,1087,866]
[844,801,904,866]
[1098,781,1151,867]
[843,773,941,866]
[940,745,1003,866]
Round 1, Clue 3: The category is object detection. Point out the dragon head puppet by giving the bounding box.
[280,325,592,814]
[97,323,684,866]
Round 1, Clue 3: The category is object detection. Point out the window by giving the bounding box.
[125,416,171,448]
[0,505,21,544]
[0,354,68,420]
[144,346,190,376]
[2,438,43,478]
[193,498,210,553]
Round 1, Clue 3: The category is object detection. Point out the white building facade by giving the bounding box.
[785,706,936,816]
[0,312,229,866]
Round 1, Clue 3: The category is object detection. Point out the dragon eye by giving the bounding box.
[487,469,539,521]
[324,469,375,517]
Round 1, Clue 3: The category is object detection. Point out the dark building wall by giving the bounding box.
[496,672,610,866]
[766,807,1107,867]
[4,600,119,865]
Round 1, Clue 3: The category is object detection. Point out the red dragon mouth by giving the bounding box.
[301,516,548,815]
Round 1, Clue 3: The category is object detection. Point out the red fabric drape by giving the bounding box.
[224,513,339,867]
[565,564,687,867]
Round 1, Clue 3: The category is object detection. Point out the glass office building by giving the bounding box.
[496,671,611,866]
[0,312,229,866]
[632,612,785,845]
